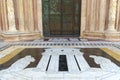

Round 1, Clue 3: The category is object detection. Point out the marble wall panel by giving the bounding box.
[116,0,120,31]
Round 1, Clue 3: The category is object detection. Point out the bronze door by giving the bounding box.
[42,0,81,37]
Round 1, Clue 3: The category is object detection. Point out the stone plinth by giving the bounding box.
[83,31,105,40]
[105,32,120,41]
[2,32,41,41]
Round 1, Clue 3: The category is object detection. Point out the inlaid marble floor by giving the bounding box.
[0,39,120,80]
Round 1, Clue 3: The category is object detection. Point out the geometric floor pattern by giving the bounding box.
[0,38,120,80]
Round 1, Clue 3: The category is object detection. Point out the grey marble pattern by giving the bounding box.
[0,48,120,80]
[90,55,120,72]
[0,55,35,74]
[0,40,120,80]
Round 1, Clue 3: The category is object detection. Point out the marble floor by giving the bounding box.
[0,38,120,80]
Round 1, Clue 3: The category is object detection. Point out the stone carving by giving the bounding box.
[0,55,35,74]
[90,55,120,72]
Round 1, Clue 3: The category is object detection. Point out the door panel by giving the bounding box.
[42,0,81,37]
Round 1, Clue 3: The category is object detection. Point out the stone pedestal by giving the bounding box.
[105,32,120,41]
[3,32,41,42]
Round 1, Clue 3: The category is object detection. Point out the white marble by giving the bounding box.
[33,39,44,42]
[90,55,120,72]
[75,54,90,71]
[36,55,50,71]
[47,54,59,73]
[66,54,80,73]
[0,48,120,80]
[48,38,68,42]
[69,38,79,42]
[0,43,6,48]
[0,55,35,74]
[2,39,119,49]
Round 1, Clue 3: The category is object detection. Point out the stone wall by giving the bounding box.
[81,0,120,40]
[81,0,108,39]
[0,0,120,41]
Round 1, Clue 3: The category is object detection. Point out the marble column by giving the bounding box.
[17,0,25,32]
[1,0,8,32]
[105,0,120,41]
[37,0,43,37]
[99,0,106,32]
[115,0,120,31]
[28,0,34,32]
[0,2,1,32]
[7,0,17,32]
[106,0,117,32]
[81,0,86,37]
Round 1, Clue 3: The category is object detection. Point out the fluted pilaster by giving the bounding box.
[37,0,43,37]
[1,0,8,31]
[106,0,117,32]
[7,0,17,32]
[17,0,25,32]
[105,0,120,41]
[0,1,1,32]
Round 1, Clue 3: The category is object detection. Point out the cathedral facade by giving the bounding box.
[0,0,120,41]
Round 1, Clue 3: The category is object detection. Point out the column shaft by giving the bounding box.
[37,0,43,37]
[0,1,2,31]
[1,0,8,31]
[17,0,25,32]
[107,0,117,32]
[7,0,17,32]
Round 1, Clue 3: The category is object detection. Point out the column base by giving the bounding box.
[1,32,42,41]
[83,31,105,40]
[105,28,117,33]
[105,32,120,41]
[8,30,18,33]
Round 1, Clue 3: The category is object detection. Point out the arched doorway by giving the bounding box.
[42,0,81,37]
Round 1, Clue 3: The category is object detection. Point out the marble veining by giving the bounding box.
[0,48,120,80]
[90,55,120,72]
[0,55,35,74]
